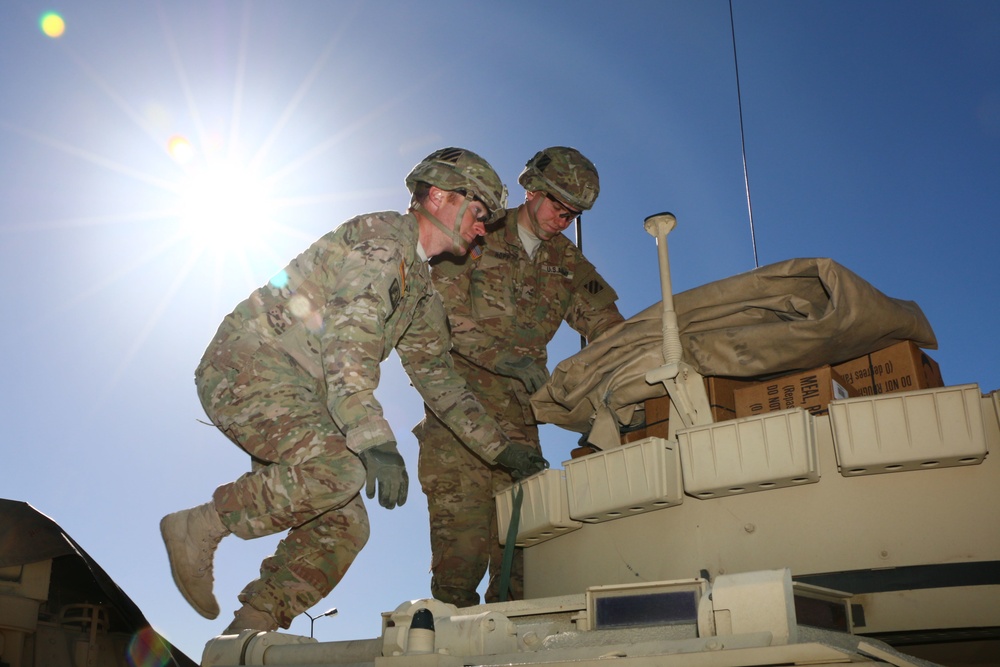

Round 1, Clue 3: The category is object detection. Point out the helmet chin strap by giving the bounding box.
[416,196,471,254]
[525,195,546,238]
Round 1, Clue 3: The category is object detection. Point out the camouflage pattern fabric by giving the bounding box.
[416,382,537,606]
[194,211,511,626]
[417,206,624,606]
[199,211,509,461]
[518,147,600,212]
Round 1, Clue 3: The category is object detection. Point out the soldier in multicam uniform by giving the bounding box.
[159,147,548,634]
[415,147,625,607]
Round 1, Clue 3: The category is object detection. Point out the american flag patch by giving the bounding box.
[470,243,483,259]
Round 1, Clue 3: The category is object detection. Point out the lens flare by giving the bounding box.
[167,135,195,164]
[269,269,290,289]
[126,626,171,667]
[40,12,66,38]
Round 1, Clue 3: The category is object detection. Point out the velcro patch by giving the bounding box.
[386,259,406,320]
[487,249,517,262]
[542,265,572,278]
[387,279,400,319]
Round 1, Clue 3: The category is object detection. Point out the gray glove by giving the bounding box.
[494,443,549,480]
[358,442,408,509]
[494,353,548,394]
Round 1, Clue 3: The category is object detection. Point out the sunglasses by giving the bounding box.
[545,193,583,221]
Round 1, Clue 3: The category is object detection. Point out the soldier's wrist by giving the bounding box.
[346,416,395,454]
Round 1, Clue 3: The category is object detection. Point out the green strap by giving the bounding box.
[414,197,470,254]
[498,482,523,602]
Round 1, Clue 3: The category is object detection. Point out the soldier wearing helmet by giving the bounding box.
[416,147,624,607]
[159,147,545,635]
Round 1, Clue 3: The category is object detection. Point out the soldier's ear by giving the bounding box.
[425,186,446,211]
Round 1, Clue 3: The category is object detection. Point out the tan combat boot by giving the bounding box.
[160,502,230,619]
[223,604,280,634]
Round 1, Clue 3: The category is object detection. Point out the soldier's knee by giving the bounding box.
[299,452,367,506]
[354,513,371,547]
[313,496,371,552]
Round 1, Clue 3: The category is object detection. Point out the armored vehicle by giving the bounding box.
[198,214,999,667]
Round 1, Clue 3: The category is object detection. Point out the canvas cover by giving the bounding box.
[531,258,936,441]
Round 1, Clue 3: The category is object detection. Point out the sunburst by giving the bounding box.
[8,5,371,399]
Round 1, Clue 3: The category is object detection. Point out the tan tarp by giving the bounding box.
[531,258,936,440]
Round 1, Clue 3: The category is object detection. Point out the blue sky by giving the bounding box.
[2,0,998,661]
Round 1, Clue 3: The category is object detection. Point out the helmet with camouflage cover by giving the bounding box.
[518,146,600,211]
[406,147,507,222]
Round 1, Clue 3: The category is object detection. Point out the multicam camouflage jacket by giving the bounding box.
[430,206,624,423]
[199,211,510,461]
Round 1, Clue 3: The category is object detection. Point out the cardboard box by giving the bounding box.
[641,392,673,439]
[832,340,944,397]
[621,377,756,443]
[706,376,758,421]
[734,366,858,418]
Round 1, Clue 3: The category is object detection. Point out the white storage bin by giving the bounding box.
[564,436,683,524]
[677,408,819,499]
[829,383,987,476]
[495,469,581,547]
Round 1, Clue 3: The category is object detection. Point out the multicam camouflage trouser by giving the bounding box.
[416,398,539,608]
[195,343,370,628]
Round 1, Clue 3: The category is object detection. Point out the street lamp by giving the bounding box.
[302,607,339,638]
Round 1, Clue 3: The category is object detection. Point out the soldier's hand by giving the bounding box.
[494,443,549,480]
[358,442,408,509]
[494,353,549,394]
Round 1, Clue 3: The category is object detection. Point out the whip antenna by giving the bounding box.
[730,0,759,268]
[575,214,586,349]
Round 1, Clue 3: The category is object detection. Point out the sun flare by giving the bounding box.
[176,160,275,250]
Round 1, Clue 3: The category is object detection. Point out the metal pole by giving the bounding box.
[575,213,586,350]
[303,607,339,638]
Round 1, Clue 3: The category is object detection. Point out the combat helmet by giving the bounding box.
[406,147,507,222]
[518,147,600,211]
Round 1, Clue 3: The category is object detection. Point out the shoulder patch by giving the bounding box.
[584,279,606,295]
[386,259,405,320]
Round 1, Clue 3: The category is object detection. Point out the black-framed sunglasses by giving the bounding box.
[545,193,583,221]
[455,188,493,224]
